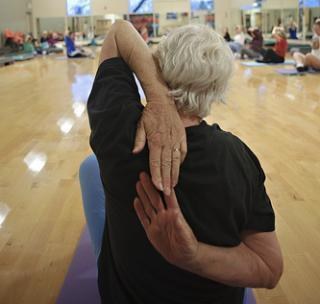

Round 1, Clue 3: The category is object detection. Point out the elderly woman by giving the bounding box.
[87,20,283,304]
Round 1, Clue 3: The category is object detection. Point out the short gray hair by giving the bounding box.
[154,25,234,118]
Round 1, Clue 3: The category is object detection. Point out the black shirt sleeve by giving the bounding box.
[241,142,275,232]
[87,57,144,160]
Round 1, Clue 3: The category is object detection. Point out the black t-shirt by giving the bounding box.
[87,58,275,304]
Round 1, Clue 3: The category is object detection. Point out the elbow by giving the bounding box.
[113,20,132,31]
[265,259,284,289]
[266,274,281,289]
[253,254,283,289]
[114,19,127,26]
[108,20,129,35]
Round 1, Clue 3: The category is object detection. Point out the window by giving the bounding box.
[301,0,320,7]
[130,0,153,14]
[67,0,91,16]
[191,0,214,11]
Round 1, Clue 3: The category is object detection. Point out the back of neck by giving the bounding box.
[180,115,202,128]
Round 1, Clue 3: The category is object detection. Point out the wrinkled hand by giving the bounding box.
[132,102,187,195]
[134,172,199,270]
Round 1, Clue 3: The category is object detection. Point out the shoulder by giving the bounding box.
[209,124,262,174]
[209,124,244,151]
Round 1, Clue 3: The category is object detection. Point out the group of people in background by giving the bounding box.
[2,28,96,59]
[293,19,320,72]
[3,29,64,56]
[2,18,320,70]
[225,26,287,64]
[225,18,320,72]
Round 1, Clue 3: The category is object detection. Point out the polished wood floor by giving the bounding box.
[0,53,319,304]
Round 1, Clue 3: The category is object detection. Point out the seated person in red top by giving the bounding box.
[87,20,283,304]
[257,29,288,63]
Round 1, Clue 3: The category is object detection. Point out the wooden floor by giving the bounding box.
[0,53,319,304]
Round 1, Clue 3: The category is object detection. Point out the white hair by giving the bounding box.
[153,25,234,118]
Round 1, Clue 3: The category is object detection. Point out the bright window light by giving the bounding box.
[67,0,91,16]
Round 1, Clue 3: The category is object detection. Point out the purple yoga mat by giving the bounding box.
[244,288,257,304]
[277,68,320,75]
[56,227,100,304]
[277,68,301,75]
[57,227,256,304]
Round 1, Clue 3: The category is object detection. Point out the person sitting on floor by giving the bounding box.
[48,32,59,47]
[271,19,285,36]
[288,21,298,40]
[40,31,48,43]
[223,27,231,42]
[229,25,246,55]
[64,31,92,58]
[4,29,24,51]
[23,35,36,54]
[257,29,288,64]
[241,28,264,59]
[293,19,320,72]
[86,20,283,304]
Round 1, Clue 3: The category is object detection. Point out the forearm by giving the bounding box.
[101,20,169,103]
[187,242,279,289]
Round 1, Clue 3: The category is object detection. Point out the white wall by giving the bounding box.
[0,0,29,33]
[215,0,231,34]
[230,0,252,9]
[32,0,66,18]
[215,0,251,34]
[92,0,128,15]
[154,0,190,13]
[154,0,190,34]
[38,17,66,33]
[262,0,298,10]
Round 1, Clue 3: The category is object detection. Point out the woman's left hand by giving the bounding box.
[134,172,199,270]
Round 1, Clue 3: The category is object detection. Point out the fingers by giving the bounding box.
[161,147,172,195]
[139,172,165,212]
[133,121,146,154]
[148,142,163,191]
[136,182,157,220]
[139,172,179,212]
[171,147,181,188]
[180,138,187,164]
[133,198,150,230]
[164,188,180,210]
